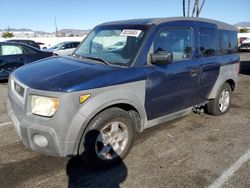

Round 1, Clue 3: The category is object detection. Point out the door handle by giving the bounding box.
[190,68,201,77]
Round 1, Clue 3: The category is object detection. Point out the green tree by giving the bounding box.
[239,28,248,33]
[2,31,14,38]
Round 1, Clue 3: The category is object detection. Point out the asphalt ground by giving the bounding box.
[0,53,250,188]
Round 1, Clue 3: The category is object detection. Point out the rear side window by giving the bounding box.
[199,28,217,57]
[153,28,193,62]
[74,42,80,48]
[27,41,35,46]
[219,30,237,54]
[0,45,23,56]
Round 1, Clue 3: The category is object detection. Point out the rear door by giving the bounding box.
[0,44,40,77]
[145,25,203,120]
[0,44,27,73]
[196,23,220,100]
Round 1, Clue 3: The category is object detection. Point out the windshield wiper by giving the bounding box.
[83,56,111,65]
[72,53,110,65]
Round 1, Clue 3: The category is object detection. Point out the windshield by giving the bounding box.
[49,42,67,49]
[74,26,147,66]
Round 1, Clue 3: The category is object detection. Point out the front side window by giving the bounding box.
[74,26,146,66]
[199,28,217,57]
[74,42,80,48]
[50,42,67,50]
[62,43,73,49]
[0,45,23,56]
[153,28,193,62]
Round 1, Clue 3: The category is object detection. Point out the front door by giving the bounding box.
[145,27,203,120]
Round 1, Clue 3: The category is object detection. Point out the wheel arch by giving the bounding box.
[207,64,238,99]
[76,100,147,155]
[226,79,236,91]
[86,102,144,133]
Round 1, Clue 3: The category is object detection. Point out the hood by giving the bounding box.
[12,56,145,92]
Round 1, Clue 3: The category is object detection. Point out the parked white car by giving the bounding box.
[239,38,250,51]
[241,38,250,45]
[45,41,80,56]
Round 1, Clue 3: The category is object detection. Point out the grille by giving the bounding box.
[14,81,25,98]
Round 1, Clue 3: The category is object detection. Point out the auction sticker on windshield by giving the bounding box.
[120,29,142,37]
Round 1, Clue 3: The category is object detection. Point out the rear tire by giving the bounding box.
[80,107,135,168]
[206,82,232,116]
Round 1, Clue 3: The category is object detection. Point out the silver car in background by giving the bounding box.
[45,41,80,56]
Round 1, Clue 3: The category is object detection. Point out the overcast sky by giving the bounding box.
[1,0,250,32]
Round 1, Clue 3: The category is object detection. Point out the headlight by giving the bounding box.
[31,95,59,117]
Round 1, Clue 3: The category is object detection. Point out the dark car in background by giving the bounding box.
[0,42,53,80]
[6,39,41,49]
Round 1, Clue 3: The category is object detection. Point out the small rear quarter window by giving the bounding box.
[219,30,237,55]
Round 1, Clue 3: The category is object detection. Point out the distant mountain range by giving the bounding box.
[234,22,250,28]
[0,28,89,36]
[0,28,33,32]
[54,29,89,36]
[1,22,250,35]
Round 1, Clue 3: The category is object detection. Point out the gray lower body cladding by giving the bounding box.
[7,62,239,157]
[7,77,146,157]
[207,63,239,99]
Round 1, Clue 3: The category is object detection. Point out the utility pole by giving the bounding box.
[54,17,58,37]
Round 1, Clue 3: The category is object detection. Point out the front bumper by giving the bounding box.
[6,77,88,157]
[7,98,64,156]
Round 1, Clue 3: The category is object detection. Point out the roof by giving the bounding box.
[6,39,35,42]
[0,42,39,50]
[100,17,237,31]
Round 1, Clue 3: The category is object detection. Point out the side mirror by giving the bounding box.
[151,51,173,64]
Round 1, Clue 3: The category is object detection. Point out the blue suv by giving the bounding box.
[7,17,240,167]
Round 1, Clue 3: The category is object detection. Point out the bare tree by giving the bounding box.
[187,0,191,17]
[196,0,200,17]
[185,0,205,18]
[192,0,197,17]
[183,0,186,17]
[198,0,206,17]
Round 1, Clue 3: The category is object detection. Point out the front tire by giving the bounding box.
[206,82,232,116]
[80,107,135,168]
